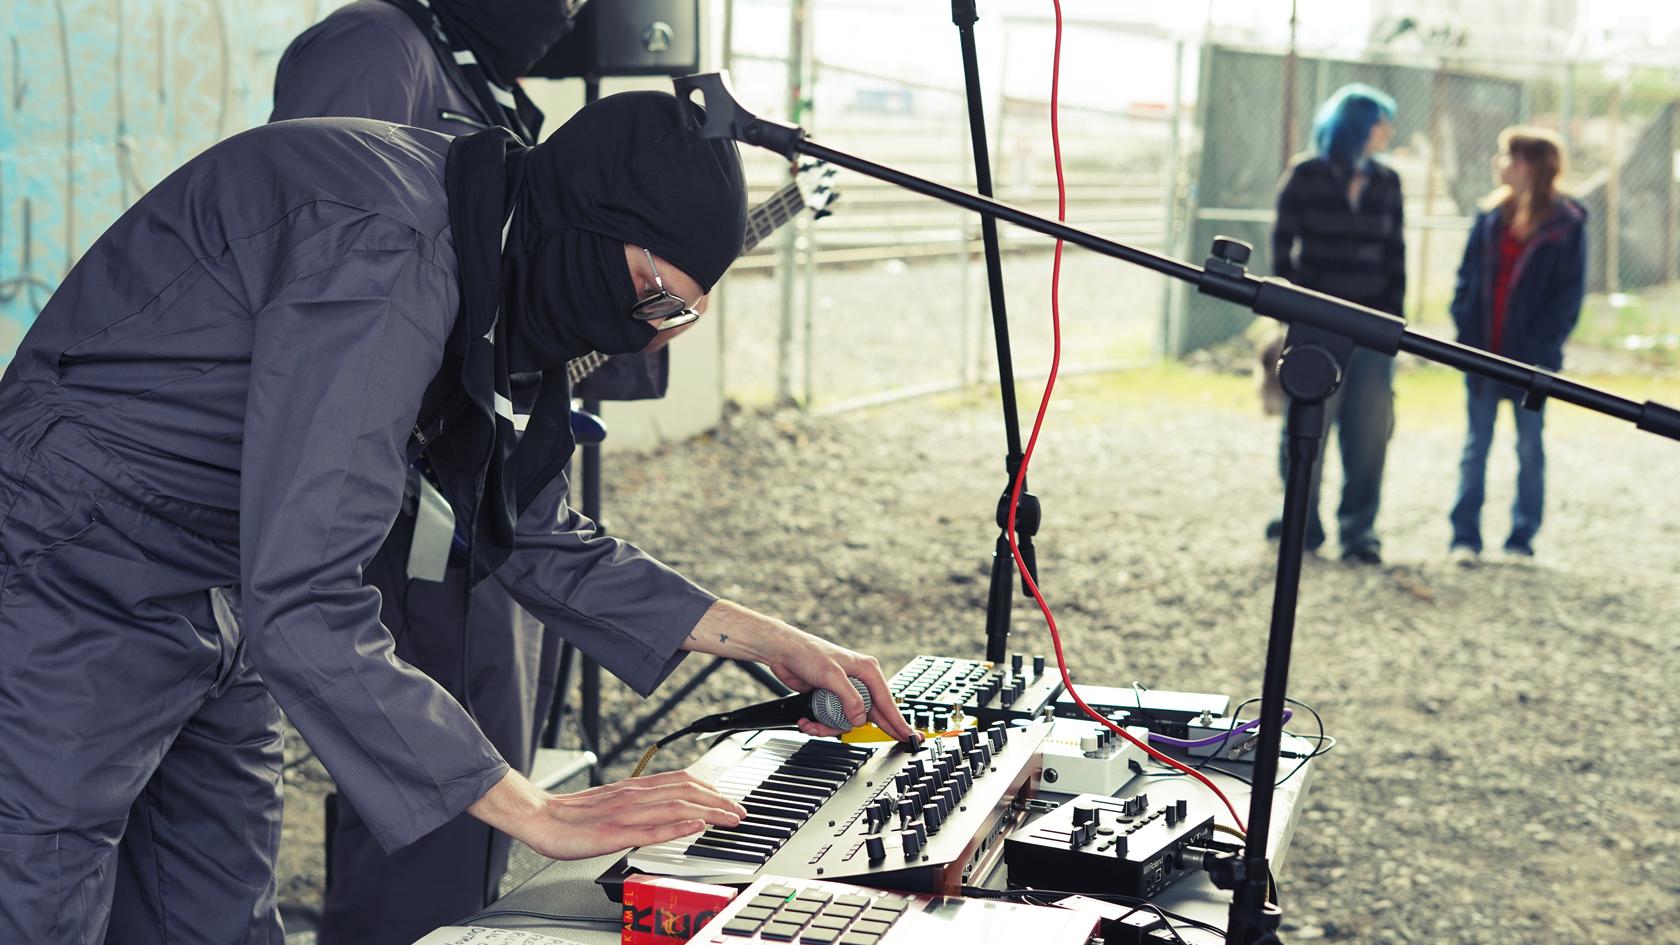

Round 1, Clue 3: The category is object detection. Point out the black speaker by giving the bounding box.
[527,0,701,79]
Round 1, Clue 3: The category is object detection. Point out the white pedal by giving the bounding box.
[1039,718,1151,795]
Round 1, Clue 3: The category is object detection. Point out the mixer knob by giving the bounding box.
[932,709,951,730]
[901,829,922,859]
[922,802,943,832]
[968,747,987,773]
[954,768,972,793]
[894,772,913,793]
[866,835,886,863]
[1080,732,1101,754]
[988,725,1007,749]
[958,731,978,753]
[1033,654,1046,675]
[1072,805,1095,827]
[1011,653,1024,675]
[1115,834,1128,855]
[1165,804,1179,827]
[1175,799,1189,820]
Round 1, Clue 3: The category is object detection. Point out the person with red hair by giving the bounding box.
[1448,127,1588,563]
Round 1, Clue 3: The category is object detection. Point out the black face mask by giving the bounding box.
[502,226,656,374]
[431,0,574,84]
[498,91,747,376]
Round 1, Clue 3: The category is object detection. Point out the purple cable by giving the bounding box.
[1146,708,1293,749]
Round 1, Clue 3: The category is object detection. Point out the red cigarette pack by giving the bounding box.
[621,873,738,945]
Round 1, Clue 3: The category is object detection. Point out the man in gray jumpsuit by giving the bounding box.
[270,3,671,938]
[0,92,914,944]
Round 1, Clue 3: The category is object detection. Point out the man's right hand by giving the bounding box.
[468,769,746,860]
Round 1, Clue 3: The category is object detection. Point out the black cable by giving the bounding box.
[961,886,1225,939]
[453,907,620,929]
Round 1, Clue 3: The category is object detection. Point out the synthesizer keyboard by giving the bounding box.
[602,719,1051,897]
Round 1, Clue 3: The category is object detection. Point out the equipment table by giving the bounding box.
[433,736,1313,945]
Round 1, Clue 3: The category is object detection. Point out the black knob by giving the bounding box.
[894,772,912,793]
[1072,805,1095,826]
[1032,654,1046,675]
[1011,653,1024,674]
[1165,804,1179,827]
[932,709,951,731]
[866,835,886,863]
[923,802,943,832]
[1211,236,1253,265]
[1175,799,1188,820]
[967,747,987,773]
[959,731,978,753]
[914,822,928,845]
[1115,834,1128,856]
[989,725,1008,749]
[977,741,994,764]
[901,829,922,859]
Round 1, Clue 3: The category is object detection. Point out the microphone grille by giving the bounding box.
[811,677,872,731]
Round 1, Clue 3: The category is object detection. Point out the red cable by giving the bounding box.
[1006,0,1248,835]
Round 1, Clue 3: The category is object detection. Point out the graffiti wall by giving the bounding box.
[0,0,338,365]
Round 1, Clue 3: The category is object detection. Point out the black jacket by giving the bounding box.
[1272,155,1407,317]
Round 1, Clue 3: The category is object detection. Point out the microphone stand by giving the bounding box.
[670,70,1680,945]
[950,0,1041,664]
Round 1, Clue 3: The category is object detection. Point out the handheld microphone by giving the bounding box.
[683,677,872,735]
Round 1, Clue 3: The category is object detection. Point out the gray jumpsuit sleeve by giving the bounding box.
[239,215,509,853]
[270,8,428,124]
[493,477,715,697]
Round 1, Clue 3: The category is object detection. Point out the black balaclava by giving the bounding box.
[434,91,745,581]
[500,90,749,373]
[430,0,575,87]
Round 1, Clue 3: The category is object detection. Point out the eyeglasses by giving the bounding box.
[630,248,701,332]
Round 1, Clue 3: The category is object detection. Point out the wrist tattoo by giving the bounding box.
[719,634,730,644]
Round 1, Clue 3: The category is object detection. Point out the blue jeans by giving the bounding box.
[1274,346,1396,552]
[1450,377,1545,552]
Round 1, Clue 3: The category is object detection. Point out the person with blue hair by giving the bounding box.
[1264,83,1406,564]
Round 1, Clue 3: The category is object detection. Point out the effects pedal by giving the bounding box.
[694,876,1099,945]
[890,654,1063,727]
[1004,791,1216,899]
[1039,718,1151,796]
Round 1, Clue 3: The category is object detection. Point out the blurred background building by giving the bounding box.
[6,0,1680,428]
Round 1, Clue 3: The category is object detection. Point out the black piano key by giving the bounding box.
[684,840,766,864]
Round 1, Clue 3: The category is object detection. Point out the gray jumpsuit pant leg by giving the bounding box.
[0,429,283,945]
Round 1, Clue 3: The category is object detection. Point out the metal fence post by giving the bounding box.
[775,0,809,406]
[1415,63,1447,325]
[800,56,818,409]
[1607,75,1622,296]
[1158,39,1185,361]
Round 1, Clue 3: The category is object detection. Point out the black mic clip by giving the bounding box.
[673,72,806,159]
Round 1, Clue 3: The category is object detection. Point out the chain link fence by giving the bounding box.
[720,9,1187,412]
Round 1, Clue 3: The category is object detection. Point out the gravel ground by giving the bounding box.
[280,351,1680,944]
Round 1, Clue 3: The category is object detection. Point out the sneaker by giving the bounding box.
[1341,546,1382,566]
[1502,542,1535,561]
[1449,544,1480,567]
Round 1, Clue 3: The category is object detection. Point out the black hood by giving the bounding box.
[431,0,576,84]
[500,90,748,372]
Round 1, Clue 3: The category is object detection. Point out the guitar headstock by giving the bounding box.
[793,158,841,220]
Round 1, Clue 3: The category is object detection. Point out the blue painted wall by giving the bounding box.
[0,1,340,366]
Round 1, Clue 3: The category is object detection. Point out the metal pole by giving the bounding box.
[579,74,604,783]
[1158,39,1185,360]
[1280,0,1298,171]
[801,53,819,409]
[1608,78,1622,296]
[1415,66,1446,324]
[776,0,808,406]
